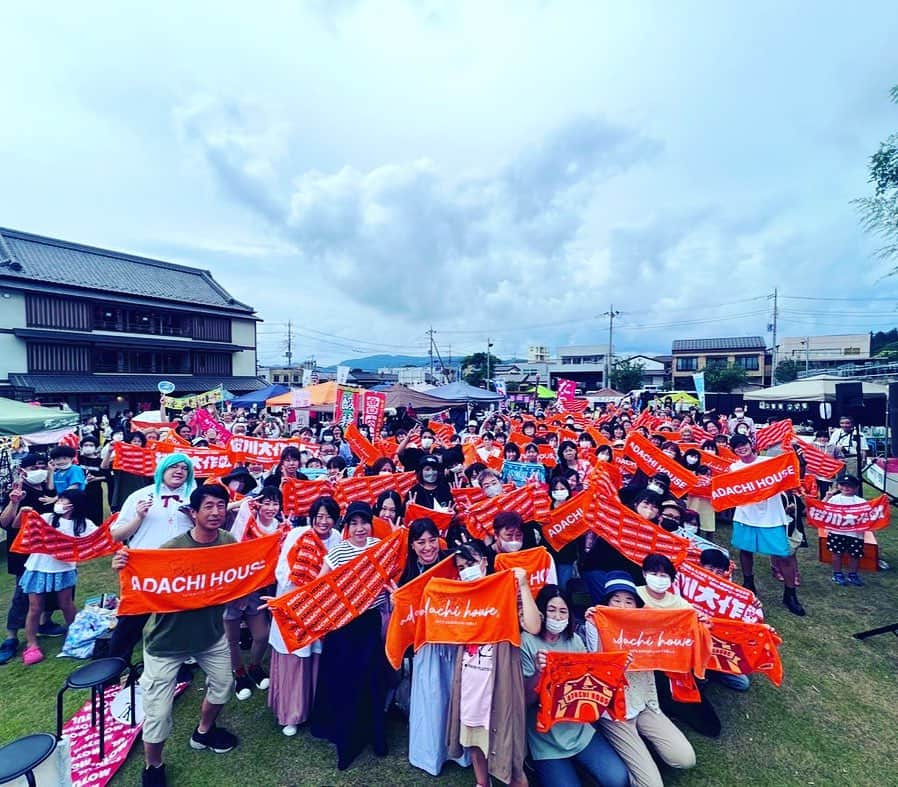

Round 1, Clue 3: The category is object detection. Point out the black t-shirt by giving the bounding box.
[5,483,53,576]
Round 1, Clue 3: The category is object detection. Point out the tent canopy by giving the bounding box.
[669,391,701,405]
[590,387,625,403]
[534,385,556,399]
[229,384,289,408]
[743,375,888,403]
[428,381,503,403]
[380,384,465,411]
[265,381,362,408]
[0,397,79,437]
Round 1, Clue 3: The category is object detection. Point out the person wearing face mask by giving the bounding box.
[447,540,542,787]
[0,454,70,664]
[583,572,696,787]
[544,478,578,592]
[369,457,397,476]
[637,554,722,739]
[727,407,755,436]
[409,456,454,510]
[400,520,470,776]
[77,436,108,525]
[476,469,505,501]
[20,490,97,665]
[521,585,630,787]
[46,445,86,499]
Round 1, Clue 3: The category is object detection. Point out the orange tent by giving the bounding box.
[265,381,363,410]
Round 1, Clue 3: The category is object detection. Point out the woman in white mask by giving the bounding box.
[521,585,630,787]
[545,478,577,593]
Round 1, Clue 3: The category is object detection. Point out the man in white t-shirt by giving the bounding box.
[827,416,868,465]
[728,434,805,616]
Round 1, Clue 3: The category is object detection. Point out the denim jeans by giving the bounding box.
[555,562,575,595]
[533,729,630,787]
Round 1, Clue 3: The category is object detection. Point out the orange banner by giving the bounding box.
[332,471,417,508]
[542,489,596,552]
[11,509,119,563]
[536,651,630,731]
[708,619,784,686]
[710,452,801,511]
[623,432,698,498]
[754,419,793,452]
[228,435,301,467]
[118,533,280,614]
[344,422,385,467]
[404,501,455,534]
[591,495,691,566]
[591,607,711,678]
[675,560,764,623]
[112,441,233,477]
[281,477,334,517]
[268,529,406,652]
[417,570,521,648]
[495,546,555,594]
[384,556,459,669]
[804,494,891,533]
[798,440,845,480]
[463,484,551,539]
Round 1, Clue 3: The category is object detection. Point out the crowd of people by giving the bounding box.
[0,396,876,787]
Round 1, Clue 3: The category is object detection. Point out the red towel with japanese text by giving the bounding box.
[11,509,119,563]
[710,452,801,511]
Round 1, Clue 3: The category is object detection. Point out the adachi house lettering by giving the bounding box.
[711,464,795,501]
[130,559,267,596]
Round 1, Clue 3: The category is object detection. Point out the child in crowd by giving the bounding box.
[825,474,867,587]
[46,445,86,494]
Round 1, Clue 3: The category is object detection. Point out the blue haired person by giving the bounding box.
[108,453,196,663]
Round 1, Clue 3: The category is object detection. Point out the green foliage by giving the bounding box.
[854,85,898,268]
[610,358,646,392]
[774,358,800,383]
[871,328,898,355]
[460,351,502,388]
[703,361,748,392]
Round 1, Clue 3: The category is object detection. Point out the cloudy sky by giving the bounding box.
[4,1,898,366]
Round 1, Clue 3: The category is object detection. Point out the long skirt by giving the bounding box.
[269,650,319,727]
[310,609,389,770]
[409,643,471,776]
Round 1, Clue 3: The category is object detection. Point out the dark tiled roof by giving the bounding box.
[9,374,268,395]
[672,337,766,352]
[14,328,251,353]
[0,228,255,314]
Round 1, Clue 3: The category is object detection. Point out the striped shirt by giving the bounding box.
[324,537,387,609]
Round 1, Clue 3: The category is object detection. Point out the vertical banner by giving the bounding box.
[494,379,507,399]
[335,387,358,428]
[336,365,351,385]
[302,368,313,386]
[291,389,311,409]
[556,378,577,402]
[360,390,386,435]
[692,372,706,411]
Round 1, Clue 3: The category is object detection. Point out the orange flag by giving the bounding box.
[333,471,417,508]
[495,546,556,593]
[268,529,406,652]
[344,422,386,467]
[710,452,800,511]
[417,570,521,648]
[118,532,280,615]
[463,484,550,539]
[708,619,784,686]
[591,607,711,678]
[385,556,458,669]
[623,432,698,498]
[281,477,334,517]
[11,509,119,563]
[404,501,455,534]
[542,489,596,552]
[675,559,764,623]
[536,651,630,731]
[591,495,691,566]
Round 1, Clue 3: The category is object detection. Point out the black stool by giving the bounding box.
[56,657,136,761]
[0,733,57,786]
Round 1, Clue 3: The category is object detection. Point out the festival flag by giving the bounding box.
[334,387,358,429]
[268,529,406,652]
[494,546,556,593]
[11,509,119,563]
[191,408,232,444]
[160,386,224,411]
[710,452,801,511]
[591,495,691,566]
[542,489,596,552]
[281,478,334,517]
[675,560,764,623]
[755,419,794,452]
[591,607,712,678]
[623,432,698,498]
[384,556,458,669]
[417,570,521,648]
[556,379,577,402]
[117,532,280,615]
[799,440,846,480]
[359,391,387,436]
[332,470,417,508]
[535,651,630,732]
[707,619,784,686]
[804,494,890,533]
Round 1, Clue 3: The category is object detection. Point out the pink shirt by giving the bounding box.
[459,644,495,728]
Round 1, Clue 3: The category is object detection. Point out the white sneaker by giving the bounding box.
[282,725,298,737]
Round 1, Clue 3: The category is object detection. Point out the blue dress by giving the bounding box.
[409,643,471,775]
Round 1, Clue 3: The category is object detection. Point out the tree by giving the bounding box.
[703,362,748,393]
[854,85,898,271]
[461,351,503,388]
[774,359,800,383]
[610,358,645,392]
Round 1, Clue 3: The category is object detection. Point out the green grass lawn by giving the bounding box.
[2,510,897,787]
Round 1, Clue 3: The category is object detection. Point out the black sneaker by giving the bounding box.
[141,763,167,787]
[248,664,269,690]
[37,621,67,638]
[190,724,238,753]
[235,673,254,701]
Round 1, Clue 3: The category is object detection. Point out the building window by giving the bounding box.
[734,355,760,371]
[27,343,91,372]
[675,356,698,371]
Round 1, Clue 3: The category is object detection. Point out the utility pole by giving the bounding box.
[285,320,293,367]
[805,336,810,372]
[486,338,493,390]
[769,288,778,382]
[601,306,620,387]
[427,326,434,384]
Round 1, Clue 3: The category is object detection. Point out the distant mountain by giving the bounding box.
[338,354,431,371]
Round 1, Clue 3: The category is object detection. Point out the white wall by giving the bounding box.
[231,318,257,376]
[0,290,27,380]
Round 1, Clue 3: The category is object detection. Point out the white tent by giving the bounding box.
[742,375,888,402]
